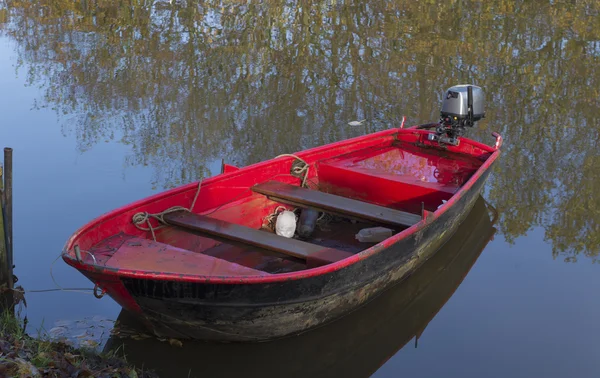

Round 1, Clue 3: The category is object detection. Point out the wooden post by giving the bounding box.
[3,148,12,272]
[0,148,13,311]
[0,166,8,287]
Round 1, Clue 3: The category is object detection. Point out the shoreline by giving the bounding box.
[0,310,159,377]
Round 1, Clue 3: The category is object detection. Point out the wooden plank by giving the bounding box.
[252,181,421,228]
[162,211,352,265]
[105,237,271,276]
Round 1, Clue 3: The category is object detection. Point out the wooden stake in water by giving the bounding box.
[0,164,8,288]
[0,148,13,310]
[3,148,12,274]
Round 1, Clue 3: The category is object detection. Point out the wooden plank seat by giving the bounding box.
[104,236,271,276]
[162,211,353,268]
[251,181,421,228]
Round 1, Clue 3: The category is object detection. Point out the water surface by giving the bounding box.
[0,0,599,377]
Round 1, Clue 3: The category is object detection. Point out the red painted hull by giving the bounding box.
[62,126,502,342]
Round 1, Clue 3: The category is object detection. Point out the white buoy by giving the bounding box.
[275,210,297,238]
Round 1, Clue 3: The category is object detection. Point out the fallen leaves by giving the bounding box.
[0,312,159,377]
[45,315,115,349]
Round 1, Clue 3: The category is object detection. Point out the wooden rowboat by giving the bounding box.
[62,111,502,342]
[101,194,497,377]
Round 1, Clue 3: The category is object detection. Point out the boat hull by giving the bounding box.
[101,195,496,378]
[84,165,492,342]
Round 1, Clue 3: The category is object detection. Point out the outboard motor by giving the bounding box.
[428,84,485,146]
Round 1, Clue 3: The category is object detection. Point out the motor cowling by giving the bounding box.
[429,84,485,146]
[441,84,485,124]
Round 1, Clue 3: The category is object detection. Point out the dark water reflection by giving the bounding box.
[1,0,599,260]
[102,196,496,378]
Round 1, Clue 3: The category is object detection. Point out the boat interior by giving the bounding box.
[75,132,492,276]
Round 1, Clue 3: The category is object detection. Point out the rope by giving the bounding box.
[316,212,334,231]
[4,181,209,298]
[274,154,310,188]
[49,253,95,295]
[132,155,305,240]
[263,206,292,231]
[0,254,97,297]
[10,287,93,293]
[132,180,202,241]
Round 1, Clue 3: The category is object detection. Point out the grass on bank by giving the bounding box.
[0,309,158,377]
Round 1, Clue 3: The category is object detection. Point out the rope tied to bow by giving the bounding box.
[132,155,308,240]
[132,181,202,241]
[274,153,310,188]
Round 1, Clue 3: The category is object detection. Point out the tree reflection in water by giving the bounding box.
[0,0,598,260]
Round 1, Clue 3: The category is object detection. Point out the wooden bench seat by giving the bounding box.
[251,181,421,228]
[162,211,353,268]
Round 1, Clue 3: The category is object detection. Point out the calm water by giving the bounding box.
[0,0,599,377]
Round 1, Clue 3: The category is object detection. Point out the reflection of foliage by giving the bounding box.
[1,0,599,260]
[546,154,600,263]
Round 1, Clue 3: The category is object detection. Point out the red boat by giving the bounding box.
[101,194,497,378]
[62,85,502,342]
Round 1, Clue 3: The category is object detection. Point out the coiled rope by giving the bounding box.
[274,154,310,188]
[262,205,293,231]
[132,181,202,241]
[132,155,308,240]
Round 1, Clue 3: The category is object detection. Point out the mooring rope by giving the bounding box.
[12,288,93,293]
[132,155,307,240]
[132,180,202,241]
[49,253,95,294]
[10,158,311,298]
[0,254,96,297]
[274,153,310,188]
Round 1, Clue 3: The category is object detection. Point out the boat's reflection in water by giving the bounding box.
[103,195,497,378]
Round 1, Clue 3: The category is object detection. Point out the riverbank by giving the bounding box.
[0,310,158,377]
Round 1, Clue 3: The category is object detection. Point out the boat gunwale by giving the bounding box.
[62,127,501,285]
